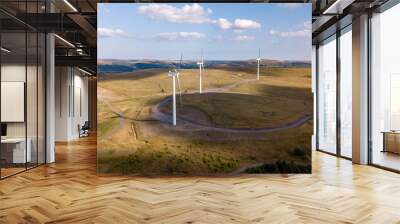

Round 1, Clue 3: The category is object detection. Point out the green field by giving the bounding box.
[97,67,312,175]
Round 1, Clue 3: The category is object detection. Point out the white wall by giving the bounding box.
[54,67,89,141]
[1,65,36,138]
[72,72,89,138]
[1,63,46,164]
[1,65,25,133]
[55,67,70,141]
[1,82,25,122]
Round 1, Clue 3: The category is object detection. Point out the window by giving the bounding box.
[317,35,337,154]
[0,1,46,179]
[339,26,352,158]
[370,3,400,171]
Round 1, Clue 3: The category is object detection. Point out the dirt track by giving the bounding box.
[151,78,312,134]
[152,95,312,133]
[99,77,311,137]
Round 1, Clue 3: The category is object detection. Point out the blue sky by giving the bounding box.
[98,3,311,61]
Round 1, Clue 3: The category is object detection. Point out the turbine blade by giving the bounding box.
[258,48,260,58]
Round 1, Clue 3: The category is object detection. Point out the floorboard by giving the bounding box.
[1,136,399,223]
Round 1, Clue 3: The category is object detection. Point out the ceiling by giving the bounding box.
[311,0,390,44]
[0,0,98,73]
[4,0,391,71]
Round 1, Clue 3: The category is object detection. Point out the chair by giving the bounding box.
[79,121,90,138]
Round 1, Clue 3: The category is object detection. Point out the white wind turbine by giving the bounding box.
[257,48,261,80]
[168,54,183,126]
[196,50,204,94]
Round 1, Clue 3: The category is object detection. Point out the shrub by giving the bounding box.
[290,147,306,157]
[244,160,311,174]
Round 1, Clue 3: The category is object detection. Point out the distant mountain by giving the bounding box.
[98,59,311,73]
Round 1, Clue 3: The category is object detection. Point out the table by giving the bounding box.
[382,131,400,154]
[1,138,31,164]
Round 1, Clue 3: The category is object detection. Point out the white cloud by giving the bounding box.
[138,3,212,24]
[179,32,205,38]
[277,3,304,8]
[98,28,129,38]
[213,18,232,30]
[234,35,255,41]
[156,32,206,40]
[233,29,244,33]
[233,19,261,29]
[269,29,310,38]
[137,3,261,34]
[213,18,261,30]
[269,21,311,38]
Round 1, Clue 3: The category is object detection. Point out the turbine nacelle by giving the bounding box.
[168,70,179,77]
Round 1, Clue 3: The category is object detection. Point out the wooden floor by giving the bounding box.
[1,136,400,223]
[1,167,26,178]
[373,151,400,171]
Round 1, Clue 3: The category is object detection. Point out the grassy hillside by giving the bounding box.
[97,67,312,175]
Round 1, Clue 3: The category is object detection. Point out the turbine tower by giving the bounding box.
[168,55,182,126]
[257,48,261,80]
[197,50,204,94]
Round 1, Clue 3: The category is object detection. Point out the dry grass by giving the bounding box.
[97,67,312,175]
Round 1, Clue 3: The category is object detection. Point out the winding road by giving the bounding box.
[151,78,312,134]
[99,77,312,137]
[152,95,312,133]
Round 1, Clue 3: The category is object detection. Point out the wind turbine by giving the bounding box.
[167,54,183,126]
[197,50,204,94]
[257,48,261,80]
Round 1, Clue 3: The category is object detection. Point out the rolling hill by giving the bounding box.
[98,59,311,73]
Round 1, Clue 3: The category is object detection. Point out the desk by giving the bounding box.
[1,138,31,163]
[382,131,400,154]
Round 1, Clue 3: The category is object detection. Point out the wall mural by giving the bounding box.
[97,3,312,175]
